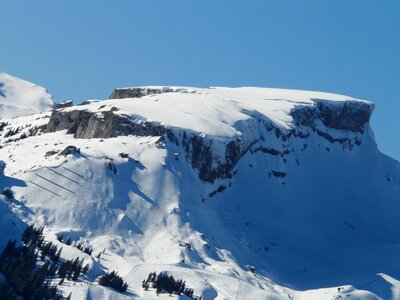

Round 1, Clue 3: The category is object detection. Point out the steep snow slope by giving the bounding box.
[1,83,400,300]
[0,72,54,119]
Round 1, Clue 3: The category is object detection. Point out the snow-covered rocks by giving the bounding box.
[59,145,80,156]
[54,100,73,109]
[47,86,373,182]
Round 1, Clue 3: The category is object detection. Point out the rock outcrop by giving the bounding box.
[60,145,80,156]
[47,107,250,182]
[110,87,174,99]
[54,100,73,109]
[290,100,374,132]
[46,90,374,183]
[47,109,166,139]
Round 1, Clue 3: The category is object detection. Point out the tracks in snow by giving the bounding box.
[29,164,85,198]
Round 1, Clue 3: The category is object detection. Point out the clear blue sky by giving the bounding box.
[1,0,399,160]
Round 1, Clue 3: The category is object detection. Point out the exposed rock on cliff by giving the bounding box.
[110,87,175,99]
[46,87,374,183]
[54,100,73,109]
[290,100,374,132]
[47,109,166,139]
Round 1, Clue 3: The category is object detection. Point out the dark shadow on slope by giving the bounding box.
[130,184,158,207]
[4,197,34,215]
[78,153,88,159]
[108,176,157,209]
[176,138,400,298]
[0,175,34,215]
[0,199,27,248]
[108,158,157,210]
[353,274,394,300]
[116,214,143,235]
[127,157,146,171]
[0,175,27,188]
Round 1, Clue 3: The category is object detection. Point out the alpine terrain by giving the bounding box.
[0,72,399,300]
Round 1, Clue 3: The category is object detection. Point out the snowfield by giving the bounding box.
[0,73,400,300]
[0,72,55,119]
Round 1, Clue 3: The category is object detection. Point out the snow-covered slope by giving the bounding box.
[1,81,400,300]
[61,85,373,136]
[0,72,54,119]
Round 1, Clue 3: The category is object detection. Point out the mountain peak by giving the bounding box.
[0,72,55,119]
[1,77,398,300]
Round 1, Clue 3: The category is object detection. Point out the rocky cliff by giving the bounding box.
[46,87,374,182]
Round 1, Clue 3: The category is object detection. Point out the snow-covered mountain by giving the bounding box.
[1,74,400,299]
[0,72,55,119]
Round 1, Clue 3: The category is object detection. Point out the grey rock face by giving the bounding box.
[316,101,373,132]
[187,137,251,182]
[109,87,174,99]
[54,100,73,109]
[79,100,99,106]
[47,107,247,182]
[60,146,80,156]
[46,99,373,183]
[290,100,374,132]
[47,109,166,139]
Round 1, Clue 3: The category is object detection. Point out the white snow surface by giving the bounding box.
[0,72,54,119]
[67,86,372,137]
[0,78,399,300]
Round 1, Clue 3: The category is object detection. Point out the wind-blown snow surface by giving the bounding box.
[1,82,400,299]
[0,72,54,119]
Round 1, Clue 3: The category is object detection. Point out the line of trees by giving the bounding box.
[57,234,93,255]
[98,271,128,292]
[142,271,195,298]
[58,257,89,282]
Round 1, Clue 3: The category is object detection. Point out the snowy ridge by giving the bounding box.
[71,86,373,137]
[1,75,400,300]
[0,72,55,119]
[48,87,373,182]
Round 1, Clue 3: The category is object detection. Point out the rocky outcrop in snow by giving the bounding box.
[54,100,73,109]
[110,87,175,99]
[290,100,374,132]
[47,87,374,182]
[0,113,50,143]
[47,108,167,139]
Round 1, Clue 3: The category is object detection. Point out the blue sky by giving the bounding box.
[1,0,399,160]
